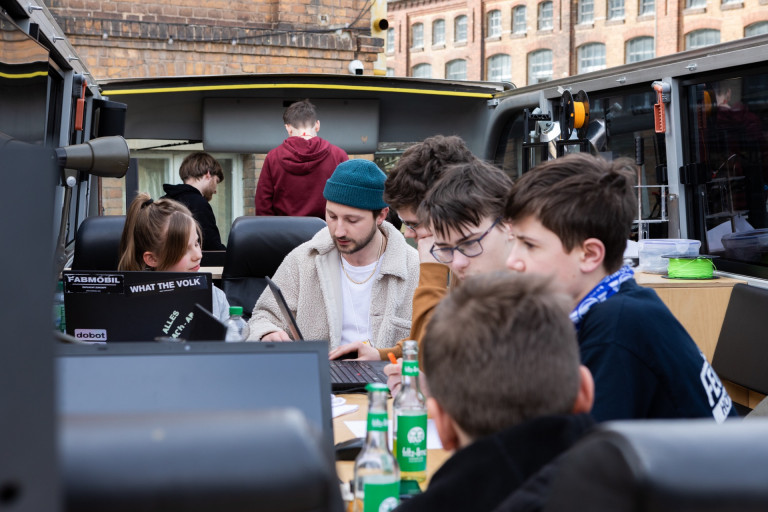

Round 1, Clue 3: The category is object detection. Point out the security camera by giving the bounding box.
[348,60,364,75]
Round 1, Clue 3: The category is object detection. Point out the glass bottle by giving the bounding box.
[353,382,400,512]
[392,340,427,483]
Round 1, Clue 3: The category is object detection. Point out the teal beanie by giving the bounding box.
[323,159,388,210]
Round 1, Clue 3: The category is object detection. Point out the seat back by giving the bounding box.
[544,419,768,512]
[221,216,326,318]
[712,283,768,395]
[71,215,126,271]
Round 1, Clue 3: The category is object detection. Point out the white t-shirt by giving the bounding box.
[339,256,382,346]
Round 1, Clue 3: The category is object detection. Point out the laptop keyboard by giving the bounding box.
[330,360,386,384]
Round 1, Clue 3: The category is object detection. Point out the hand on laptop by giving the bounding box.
[261,330,292,342]
[329,340,379,361]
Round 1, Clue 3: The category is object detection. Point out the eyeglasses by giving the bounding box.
[429,217,502,264]
[397,214,422,232]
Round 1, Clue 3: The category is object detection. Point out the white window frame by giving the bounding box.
[454,15,468,43]
[626,37,654,63]
[412,63,432,78]
[608,0,625,19]
[745,22,768,37]
[446,59,467,80]
[685,29,720,49]
[578,0,594,24]
[386,28,395,53]
[538,1,553,30]
[487,54,512,82]
[412,23,424,49]
[512,6,527,34]
[528,49,553,84]
[487,10,502,38]
[432,19,446,46]
[578,43,606,73]
[639,0,655,15]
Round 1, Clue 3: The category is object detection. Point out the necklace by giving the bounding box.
[340,231,385,285]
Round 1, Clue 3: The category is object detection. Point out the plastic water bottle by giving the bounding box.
[225,306,249,342]
[393,340,427,483]
[354,382,400,512]
[53,280,66,333]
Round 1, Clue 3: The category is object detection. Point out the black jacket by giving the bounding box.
[161,183,226,251]
[395,414,594,512]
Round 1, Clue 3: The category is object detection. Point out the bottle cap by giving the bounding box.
[366,382,388,393]
[229,306,243,316]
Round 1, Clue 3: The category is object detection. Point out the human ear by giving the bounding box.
[377,207,390,226]
[284,124,293,136]
[579,237,605,273]
[142,251,159,269]
[572,365,595,414]
[427,397,460,452]
[315,120,321,133]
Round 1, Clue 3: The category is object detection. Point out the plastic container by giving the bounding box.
[225,306,249,342]
[637,239,701,274]
[721,229,768,263]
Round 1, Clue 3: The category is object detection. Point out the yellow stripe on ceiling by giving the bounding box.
[0,70,49,79]
[102,82,495,98]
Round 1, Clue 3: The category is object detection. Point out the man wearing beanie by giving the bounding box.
[247,159,420,351]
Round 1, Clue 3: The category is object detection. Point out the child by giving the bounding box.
[119,193,230,323]
[395,272,595,512]
[505,153,735,422]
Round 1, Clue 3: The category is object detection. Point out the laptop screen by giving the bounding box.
[63,271,213,342]
[56,341,334,449]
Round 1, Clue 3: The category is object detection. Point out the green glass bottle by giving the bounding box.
[393,340,427,483]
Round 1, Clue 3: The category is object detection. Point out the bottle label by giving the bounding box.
[367,410,389,432]
[363,481,400,512]
[402,360,419,378]
[396,413,427,472]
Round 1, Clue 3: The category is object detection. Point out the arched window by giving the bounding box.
[432,19,446,46]
[512,6,527,34]
[578,0,594,24]
[745,22,768,37]
[411,63,432,78]
[454,15,468,43]
[487,10,502,38]
[685,29,720,50]
[577,43,606,73]
[411,23,424,49]
[639,0,655,15]
[538,1,553,30]
[446,59,467,80]
[626,36,654,63]
[608,0,625,19]
[487,54,512,82]
[528,49,553,84]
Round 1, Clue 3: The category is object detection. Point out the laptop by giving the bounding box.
[265,276,388,392]
[63,271,213,342]
[56,341,334,450]
[187,303,228,341]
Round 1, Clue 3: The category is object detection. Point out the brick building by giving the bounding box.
[385,0,768,85]
[45,0,382,228]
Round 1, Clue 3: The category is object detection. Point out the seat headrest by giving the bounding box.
[544,418,768,512]
[71,215,126,271]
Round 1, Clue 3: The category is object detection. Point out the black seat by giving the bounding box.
[544,419,768,512]
[221,216,326,319]
[71,215,126,271]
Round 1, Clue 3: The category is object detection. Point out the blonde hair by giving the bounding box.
[118,193,202,271]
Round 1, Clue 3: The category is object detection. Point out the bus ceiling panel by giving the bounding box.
[122,94,203,141]
[202,98,379,154]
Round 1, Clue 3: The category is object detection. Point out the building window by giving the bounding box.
[487,10,502,38]
[639,0,655,15]
[487,54,512,81]
[578,0,594,24]
[432,19,446,46]
[608,0,625,19]
[454,15,468,43]
[685,29,720,49]
[412,23,424,49]
[745,22,768,37]
[626,37,655,63]
[528,49,553,84]
[446,59,467,80]
[578,43,606,73]
[538,1,553,30]
[412,63,432,78]
[686,0,706,7]
[386,28,395,53]
[512,6,527,34]
[721,0,741,4]
[386,67,395,77]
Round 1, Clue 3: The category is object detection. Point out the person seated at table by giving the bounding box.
[395,272,595,512]
[505,153,736,422]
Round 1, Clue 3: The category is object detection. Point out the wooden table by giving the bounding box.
[333,393,450,488]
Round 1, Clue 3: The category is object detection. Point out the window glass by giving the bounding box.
[412,23,424,49]
[412,63,432,78]
[608,0,625,19]
[686,29,720,50]
[745,22,768,37]
[446,59,467,80]
[488,54,512,82]
[538,1,553,30]
[528,49,553,84]
[626,37,654,63]
[578,43,606,73]
[513,6,527,34]
[578,0,594,23]
[455,15,468,42]
[488,10,502,38]
[433,19,445,45]
[639,0,655,14]
[386,28,395,53]
[386,67,395,77]
[686,0,706,7]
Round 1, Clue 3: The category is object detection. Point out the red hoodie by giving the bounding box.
[255,136,348,218]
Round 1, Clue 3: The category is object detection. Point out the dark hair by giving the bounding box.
[423,272,580,439]
[384,135,476,212]
[178,152,224,183]
[283,99,318,128]
[506,153,637,272]
[118,193,202,271]
[419,159,513,239]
